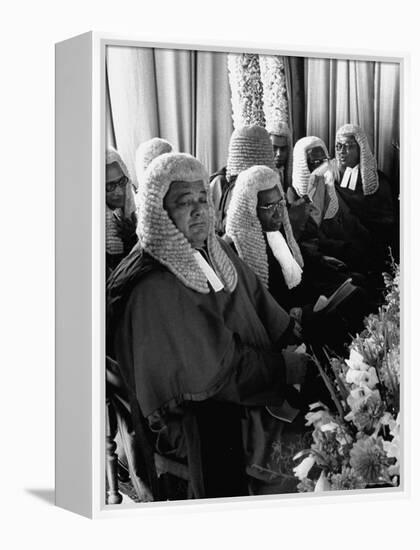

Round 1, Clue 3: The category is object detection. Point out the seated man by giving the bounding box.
[210,125,275,235]
[106,147,138,274]
[107,152,312,499]
[224,165,368,349]
[225,165,304,311]
[267,121,293,192]
[291,136,338,231]
[290,135,380,286]
[319,123,396,275]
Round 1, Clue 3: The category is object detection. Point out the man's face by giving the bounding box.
[257,185,283,232]
[306,146,327,173]
[335,134,360,170]
[106,162,128,209]
[163,180,210,249]
[270,135,289,169]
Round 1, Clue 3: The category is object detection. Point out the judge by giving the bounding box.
[224,165,368,350]
[108,152,311,497]
[210,125,275,235]
[106,147,138,274]
[320,124,396,275]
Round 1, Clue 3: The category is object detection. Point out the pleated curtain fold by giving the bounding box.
[106,47,400,191]
[305,57,399,179]
[106,46,233,184]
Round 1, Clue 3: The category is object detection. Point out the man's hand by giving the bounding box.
[288,197,311,237]
[115,211,138,253]
[115,212,137,241]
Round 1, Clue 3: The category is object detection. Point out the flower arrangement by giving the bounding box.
[293,265,400,492]
[227,53,266,128]
[259,55,289,129]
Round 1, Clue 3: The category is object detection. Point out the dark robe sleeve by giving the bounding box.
[364,172,396,261]
[318,207,376,272]
[319,171,396,272]
[365,171,395,226]
[213,332,289,406]
[123,270,289,417]
[221,240,294,348]
[286,186,312,240]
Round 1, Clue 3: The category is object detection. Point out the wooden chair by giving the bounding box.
[105,357,248,502]
[105,396,123,504]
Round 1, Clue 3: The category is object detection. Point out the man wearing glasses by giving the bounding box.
[107,153,311,498]
[224,165,366,345]
[106,147,138,274]
[225,165,304,311]
[321,124,396,277]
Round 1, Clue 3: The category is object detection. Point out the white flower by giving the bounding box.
[390,413,400,439]
[259,55,289,127]
[314,470,331,492]
[309,401,327,410]
[379,412,395,428]
[305,408,334,428]
[227,53,266,127]
[294,343,307,354]
[346,366,379,389]
[335,429,352,446]
[348,386,373,403]
[346,388,382,421]
[293,456,315,480]
[320,422,339,432]
[345,349,370,371]
[364,336,382,358]
[346,387,372,418]
[382,414,400,476]
[382,439,399,461]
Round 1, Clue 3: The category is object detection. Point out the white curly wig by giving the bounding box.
[226,125,275,182]
[292,136,339,221]
[106,146,136,215]
[134,138,174,209]
[138,152,238,294]
[292,136,329,196]
[135,138,174,180]
[334,123,379,195]
[225,165,303,288]
[106,146,130,179]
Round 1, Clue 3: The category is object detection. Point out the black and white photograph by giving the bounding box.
[104,44,401,504]
[5,0,420,547]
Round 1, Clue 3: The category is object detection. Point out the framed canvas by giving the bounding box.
[55,32,407,519]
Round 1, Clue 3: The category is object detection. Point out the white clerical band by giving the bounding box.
[266,231,302,289]
[193,251,224,292]
[340,165,359,191]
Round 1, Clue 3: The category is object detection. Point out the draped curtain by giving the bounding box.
[106,47,400,196]
[283,57,306,143]
[106,46,232,185]
[195,51,234,176]
[305,58,400,182]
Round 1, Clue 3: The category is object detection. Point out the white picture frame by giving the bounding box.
[55,31,408,519]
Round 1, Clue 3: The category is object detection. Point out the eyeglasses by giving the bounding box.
[335,141,357,153]
[106,175,128,193]
[309,157,327,168]
[257,199,285,213]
